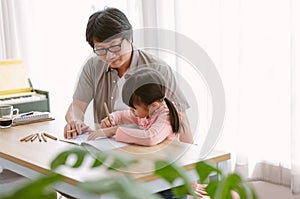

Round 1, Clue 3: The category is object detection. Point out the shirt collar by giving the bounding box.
[125,45,139,78]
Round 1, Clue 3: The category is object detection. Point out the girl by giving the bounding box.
[87,68,181,146]
[87,68,239,199]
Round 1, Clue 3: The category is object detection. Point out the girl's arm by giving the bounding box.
[101,110,138,127]
[87,126,118,140]
[115,111,174,146]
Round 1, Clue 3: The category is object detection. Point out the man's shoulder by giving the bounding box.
[84,54,105,67]
[82,54,107,73]
[130,49,172,75]
[135,49,167,65]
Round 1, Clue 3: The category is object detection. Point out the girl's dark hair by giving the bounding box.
[122,68,180,133]
[86,7,133,48]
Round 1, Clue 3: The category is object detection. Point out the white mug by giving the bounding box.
[0,105,19,128]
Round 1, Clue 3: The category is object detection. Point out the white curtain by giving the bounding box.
[140,0,300,194]
[0,0,33,64]
[291,0,300,193]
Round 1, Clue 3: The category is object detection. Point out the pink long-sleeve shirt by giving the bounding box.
[110,104,177,146]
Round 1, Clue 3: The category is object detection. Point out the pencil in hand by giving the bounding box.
[66,129,77,133]
[66,125,89,134]
[103,102,113,125]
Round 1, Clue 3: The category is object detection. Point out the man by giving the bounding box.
[63,7,195,199]
[64,7,193,145]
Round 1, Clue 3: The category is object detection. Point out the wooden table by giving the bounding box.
[0,118,230,198]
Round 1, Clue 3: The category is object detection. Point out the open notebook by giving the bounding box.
[61,133,128,151]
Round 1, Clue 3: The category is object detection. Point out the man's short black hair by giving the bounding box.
[86,7,133,48]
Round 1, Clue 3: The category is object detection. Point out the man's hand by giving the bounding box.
[64,120,92,139]
[64,99,90,139]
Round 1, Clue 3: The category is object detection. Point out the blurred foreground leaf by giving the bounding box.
[1,173,61,199]
[154,160,198,198]
[3,147,258,199]
[50,146,138,171]
[80,175,161,199]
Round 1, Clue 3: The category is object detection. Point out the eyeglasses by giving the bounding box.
[93,38,125,56]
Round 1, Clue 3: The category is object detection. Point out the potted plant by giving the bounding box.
[1,146,257,199]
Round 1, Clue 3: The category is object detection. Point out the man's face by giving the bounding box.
[93,37,132,69]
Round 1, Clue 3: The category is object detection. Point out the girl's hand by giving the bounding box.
[87,130,103,141]
[101,116,116,127]
[87,126,118,140]
[192,181,209,198]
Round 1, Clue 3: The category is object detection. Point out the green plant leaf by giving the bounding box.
[50,150,69,170]
[226,173,259,199]
[105,151,138,170]
[234,185,247,199]
[107,156,138,170]
[84,145,107,167]
[205,180,219,198]
[226,173,246,199]
[50,147,88,170]
[80,175,161,199]
[172,185,191,197]
[91,158,103,167]
[195,161,222,184]
[71,149,86,168]
[84,145,138,170]
[154,160,198,198]
[213,177,229,199]
[235,178,258,199]
[154,160,179,183]
[2,173,62,199]
[248,184,258,199]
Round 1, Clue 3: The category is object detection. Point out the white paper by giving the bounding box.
[61,134,128,151]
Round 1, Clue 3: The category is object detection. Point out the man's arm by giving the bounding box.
[64,99,90,138]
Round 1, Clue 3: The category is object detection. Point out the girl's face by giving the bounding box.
[130,103,149,118]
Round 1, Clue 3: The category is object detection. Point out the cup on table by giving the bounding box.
[0,105,19,128]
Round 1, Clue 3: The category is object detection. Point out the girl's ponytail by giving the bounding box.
[164,97,180,133]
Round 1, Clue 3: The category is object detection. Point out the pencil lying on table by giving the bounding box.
[20,134,34,142]
[31,134,38,142]
[37,133,42,142]
[42,133,57,141]
[103,102,113,125]
[25,134,35,142]
[40,133,47,142]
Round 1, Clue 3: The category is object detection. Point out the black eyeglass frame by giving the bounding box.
[93,38,125,56]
